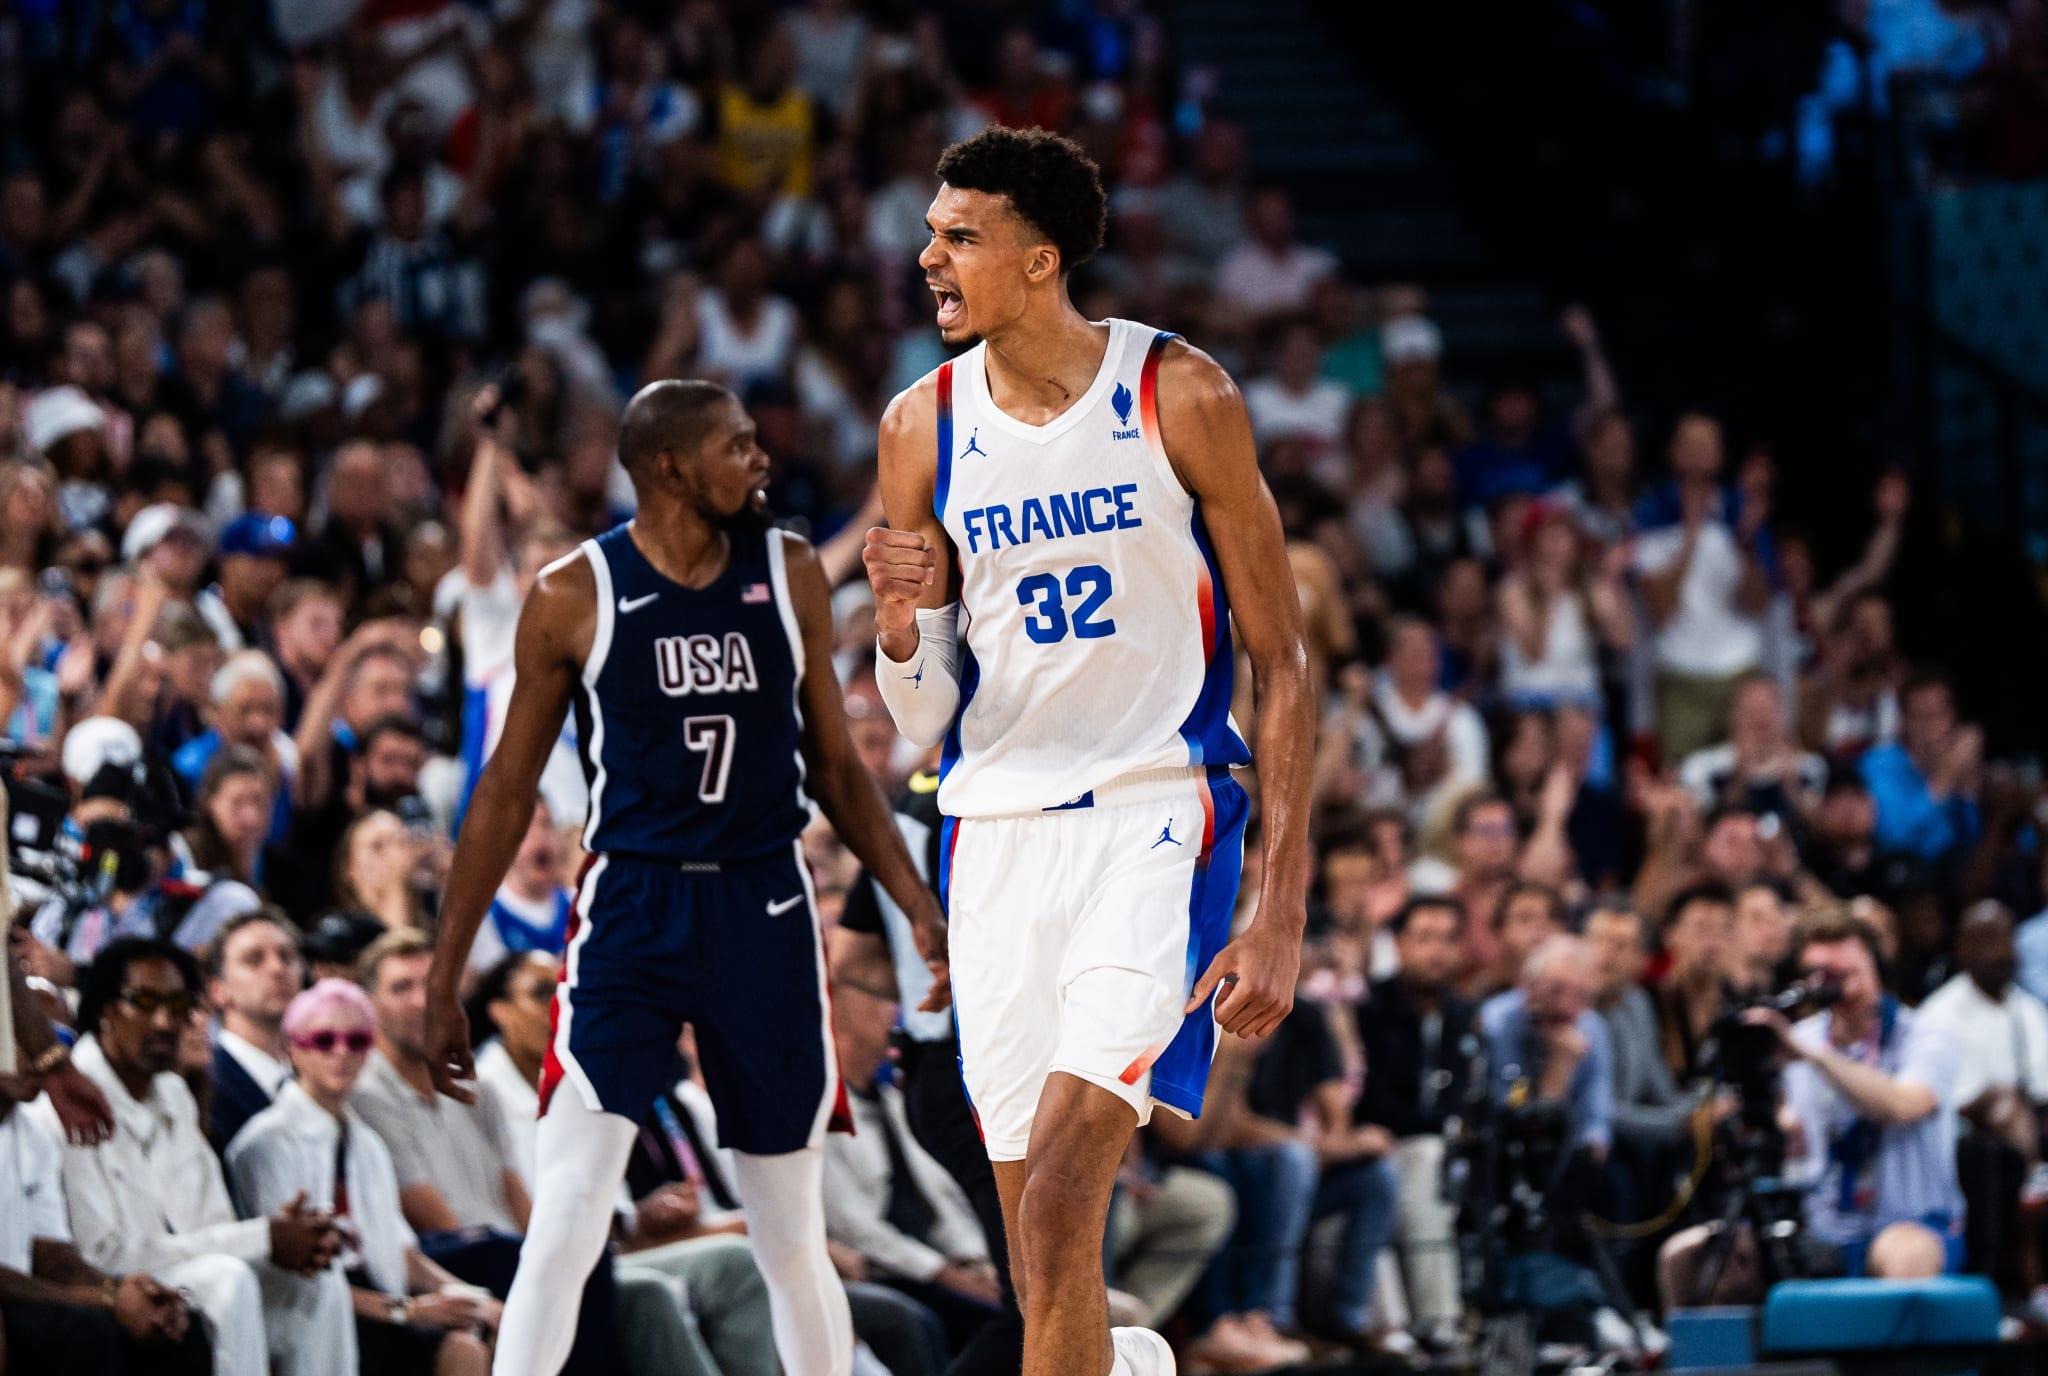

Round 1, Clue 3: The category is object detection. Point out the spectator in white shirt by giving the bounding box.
[1677,674,1828,826]
[29,939,350,1376]
[228,979,496,1376]
[0,1059,211,1375]
[1630,414,1773,762]
[1244,318,1353,452]
[694,238,800,393]
[1919,901,2048,1295]
[824,985,1001,1353]
[203,909,305,1152]
[1216,186,1338,322]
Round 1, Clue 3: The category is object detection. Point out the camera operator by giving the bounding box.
[23,718,167,983]
[1659,908,1963,1305]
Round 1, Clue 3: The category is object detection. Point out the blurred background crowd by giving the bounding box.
[5,0,2048,1373]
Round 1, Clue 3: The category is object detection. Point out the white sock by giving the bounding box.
[732,1147,855,1376]
[493,1089,637,1376]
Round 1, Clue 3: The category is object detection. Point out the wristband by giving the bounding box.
[31,1043,70,1076]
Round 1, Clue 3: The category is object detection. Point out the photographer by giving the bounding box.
[1659,909,1964,1305]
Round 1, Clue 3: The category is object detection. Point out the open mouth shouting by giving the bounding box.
[930,281,965,331]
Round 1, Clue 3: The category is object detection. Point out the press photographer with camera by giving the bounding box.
[1658,908,1964,1305]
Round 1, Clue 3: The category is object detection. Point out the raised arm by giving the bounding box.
[787,534,949,1010]
[866,377,962,749]
[1160,343,1314,1041]
[423,555,591,1099]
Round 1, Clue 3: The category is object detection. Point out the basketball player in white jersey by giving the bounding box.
[864,127,1314,1375]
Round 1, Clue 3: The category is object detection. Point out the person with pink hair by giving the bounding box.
[227,979,501,1376]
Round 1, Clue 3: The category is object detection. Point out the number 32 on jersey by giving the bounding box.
[1016,563,1116,644]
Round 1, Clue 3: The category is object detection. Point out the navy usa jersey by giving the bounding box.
[571,522,811,864]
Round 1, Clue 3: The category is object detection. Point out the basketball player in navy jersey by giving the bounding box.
[423,380,949,1376]
[864,128,1314,1375]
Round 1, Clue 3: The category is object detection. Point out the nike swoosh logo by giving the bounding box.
[618,593,660,613]
[766,894,806,916]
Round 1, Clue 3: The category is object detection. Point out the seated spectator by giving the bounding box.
[1586,902,1710,1221]
[1356,896,1473,1345]
[1732,881,1794,996]
[227,980,496,1376]
[171,650,297,843]
[1678,673,1826,825]
[162,749,274,950]
[29,938,350,1376]
[1629,414,1772,764]
[1492,880,1571,995]
[625,1026,955,1376]
[1411,793,1530,997]
[1859,671,1984,868]
[1244,318,1351,450]
[1106,1135,1237,1341]
[1810,768,1885,898]
[332,808,433,937]
[1216,186,1338,321]
[825,984,1000,1352]
[1169,1033,1315,1371]
[1918,901,2048,1294]
[0,1056,212,1375]
[348,932,687,1376]
[1653,881,1739,1083]
[197,512,298,651]
[204,909,306,1152]
[465,803,571,976]
[1661,909,1965,1305]
[1480,935,1614,1159]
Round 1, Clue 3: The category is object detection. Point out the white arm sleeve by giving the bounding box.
[875,604,961,750]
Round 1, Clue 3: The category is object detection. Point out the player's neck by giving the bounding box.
[979,301,1108,419]
[629,503,731,590]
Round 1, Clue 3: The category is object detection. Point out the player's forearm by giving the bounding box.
[875,605,960,750]
[1248,647,1315,929]
[430,771,541,992]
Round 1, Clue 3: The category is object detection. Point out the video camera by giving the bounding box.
[1,738,187,928]
[1700,976,1844,1150]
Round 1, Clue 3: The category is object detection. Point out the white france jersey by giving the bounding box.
[929,318,1250,819]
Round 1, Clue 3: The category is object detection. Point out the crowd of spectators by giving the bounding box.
[4,1,2048,1373]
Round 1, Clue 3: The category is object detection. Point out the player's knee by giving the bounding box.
[1867,1222,1945,1279]
[1018,1170,1103,1277]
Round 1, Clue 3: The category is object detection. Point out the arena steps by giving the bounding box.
[1168,0,1580,380]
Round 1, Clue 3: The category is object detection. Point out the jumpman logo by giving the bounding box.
[1150,818,1182,849]
[905,659,925,688]
[959,428,987,461]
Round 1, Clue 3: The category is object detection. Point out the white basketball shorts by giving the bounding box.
[938,764,1250,1162]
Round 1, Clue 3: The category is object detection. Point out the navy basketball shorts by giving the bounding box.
[538,840,846,1155]
[940,763,1250,1162]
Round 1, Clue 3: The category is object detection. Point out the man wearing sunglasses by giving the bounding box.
[28,938,356,1376]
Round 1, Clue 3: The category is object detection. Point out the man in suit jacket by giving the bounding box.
[1585,902,1714,1225]
[1356,896,1476,1343]
[203,911,305,1153]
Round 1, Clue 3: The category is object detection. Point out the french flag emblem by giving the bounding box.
[742,583,771,603]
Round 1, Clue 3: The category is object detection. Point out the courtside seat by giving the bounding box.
[1759,1276,2000,1354]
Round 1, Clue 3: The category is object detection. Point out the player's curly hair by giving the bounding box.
[935,126,1107,273]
